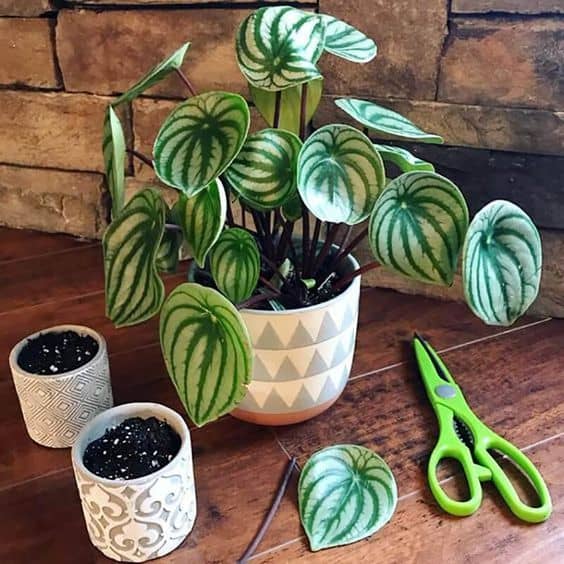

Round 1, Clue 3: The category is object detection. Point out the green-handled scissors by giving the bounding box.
[413,333,551,523]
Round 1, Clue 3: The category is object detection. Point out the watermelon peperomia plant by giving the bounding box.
[102,6,542,427]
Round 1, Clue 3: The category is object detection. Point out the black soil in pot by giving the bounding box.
[83,417,181,480]
[17,330,99,375]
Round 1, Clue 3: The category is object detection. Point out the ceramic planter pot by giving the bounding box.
[72,402,197,562]
[232,253,361,425]
[9,324,113,448]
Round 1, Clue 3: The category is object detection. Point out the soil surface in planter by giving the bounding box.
[83,417,181,480]
[18,330,99,375]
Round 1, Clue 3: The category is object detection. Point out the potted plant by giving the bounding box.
[72,402,196,562]
[9,324,113,448]
[101,6,542,427]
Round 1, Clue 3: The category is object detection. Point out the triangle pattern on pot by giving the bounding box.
[252,354,274,381]
[305,350,329,377]
[341,302,357,330]
[317,311,340,341]
[255,321,285,349]
[287,320,315,348]
[274,357,303,381]
[263,386,293,412]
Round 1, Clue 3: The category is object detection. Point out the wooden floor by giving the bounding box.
[0,226,562,564]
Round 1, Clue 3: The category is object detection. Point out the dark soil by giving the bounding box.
[83,417,181,480]
[17,330,99,375]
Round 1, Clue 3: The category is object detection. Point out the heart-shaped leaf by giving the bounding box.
[299,445,398,551]
[369,171,469,285]
[297,124,385,225]
[319,14,377,63]
[336,98,443,143]
[225,128,302,211]
[210,228,260,303]
[156,229,182,274]
[102,106,126,218]
[374,144,435,173]
[177,178,227,268]
[236,6,325,91]
[249,79,323,135]
[462,200,542,326]
[160,283,253,427]
[113,42,190,106]
[153,91,250,196]
[103,188,166,327]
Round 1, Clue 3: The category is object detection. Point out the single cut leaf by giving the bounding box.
[153,91,250,196]
[103,188,166,327]
[369,171,469,286]
[113,43,190,106]
[226,128,302,211]
[298,124,385,225]
[236,6,325,91]
[210,228,260,303]
[336,98,443,143]
[249,79,323,135]
[156,228,182,274]
[319,14,377,63]
[102,106,126,218]
[462,200,542,326]
[160,283,253,427]
[299,445,397,551]
[374,144,435,173]
[177,178,227,268]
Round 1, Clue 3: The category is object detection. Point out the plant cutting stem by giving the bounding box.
[332,261,380,292]
[301,209,310,276]
[127,149,153,169]
[273,90,282,129]
[331,226,369,271]
[304,218,322,277]
[259,275,280,295]
[311,223,341,277]
[276,220,294,263]
[175,68,197,97]
[237,457,297,563]
[237,290,281,310]
[164,223,182,233]
[299,82,308,140]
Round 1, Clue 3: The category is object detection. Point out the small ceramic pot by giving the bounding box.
[232,252,361,425]
[72,402,197,563]
[9,324,113,448]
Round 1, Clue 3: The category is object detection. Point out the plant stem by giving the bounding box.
[305,218,322,277]
[260,275,281,295]
[237,458,297,564]
[276,220,294,262]
[332,261,380,291]
[299,82,308,140]
[127,148,153,169]
[301,209,310,276]
[164,223,182,233]
[175,68,197,97]
[311,223,341,278]
[223,181,235,227]
[333,226,369,270]
[273,90,282,129]
[237,290,281,310]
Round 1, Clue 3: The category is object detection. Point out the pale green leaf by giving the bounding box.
[299,445,397,551]
[102,106,126,218]
[297,124,385,225]
[374,144,435,173]
[103,188,166,327]
[462,200,542,326]
[336,98,443,143]
[156,229,183,274]
[319,14,377,63]
[369,171,469,286]
[153,91,250,196]
[160,282,253,427]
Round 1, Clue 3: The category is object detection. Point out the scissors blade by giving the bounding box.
[413,332,455,385]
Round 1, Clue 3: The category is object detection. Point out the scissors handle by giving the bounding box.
[475,432,552,523]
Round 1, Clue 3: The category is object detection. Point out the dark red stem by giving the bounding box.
[175,68,197,97]
[237,290,281,310]
[332,261,380,291]
[333,226,369,270]
[311,223,341,278]
[127,148,153,169]
[273,90,282,129]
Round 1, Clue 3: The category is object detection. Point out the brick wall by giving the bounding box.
[0,1,562,313]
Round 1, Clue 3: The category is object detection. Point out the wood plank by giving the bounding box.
[255,436,564,562]
[0,417,301,564]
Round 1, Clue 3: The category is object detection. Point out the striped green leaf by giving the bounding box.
[369,171,469,286]
[336,98,444,143]
[236,6,325,91]
[160,283,253,427]
[462,200,542,326]
[249,79,323,135]
[299,445,397,551]
[225,128,302,211]
[319,14,377,63]
[177,178,227,268]
[297,124,385,225]
[103,188,166,327]
[210,228,260,303]
[102,106,126,218]
[114,43,190,106]
[153,91,250,196]
[282,193,303,222]
[374,144,435,173]
[156,229,182,274]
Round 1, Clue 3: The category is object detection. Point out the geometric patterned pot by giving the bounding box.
[9,324,113,448]
[71,402,197,563]
[232,253,361,426]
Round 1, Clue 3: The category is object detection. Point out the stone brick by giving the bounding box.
[438,18,564,110]
[0,91,124,172]
[318,0,447,100]
[125,177,177,207]
[452,0,563,14]
[314,95,564,155]
[0,18,60,89]
[57,9,249,99]
[0,0,51,16]
[0,165,107,238]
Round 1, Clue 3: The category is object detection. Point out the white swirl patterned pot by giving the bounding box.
[9,324,113,448]
[232,253,361,425]
[71,402,197,562]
